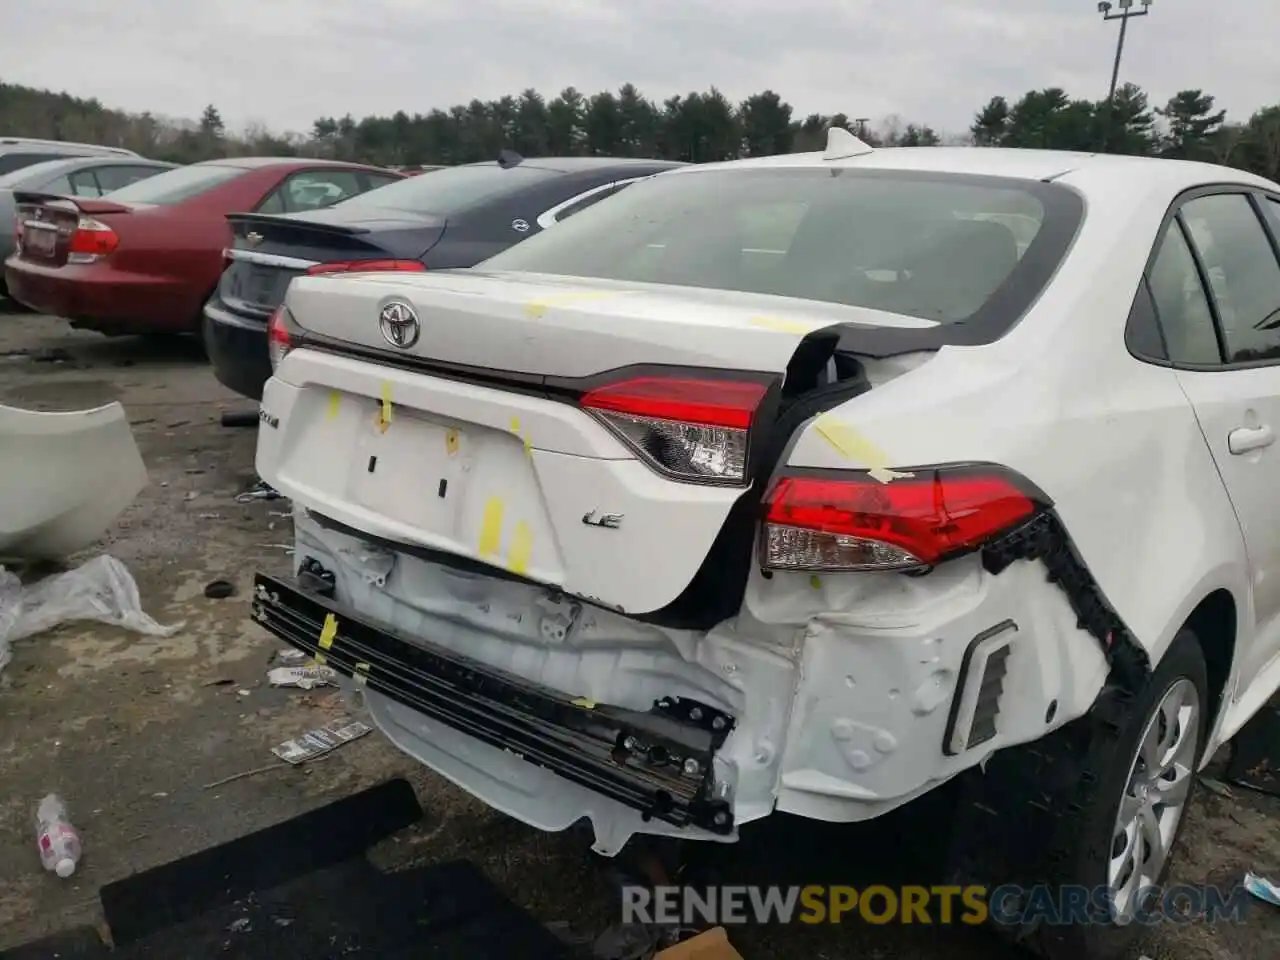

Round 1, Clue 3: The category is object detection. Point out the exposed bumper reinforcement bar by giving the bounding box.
[250,572,736,835]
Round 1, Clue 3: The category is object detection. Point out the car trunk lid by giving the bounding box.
[220,211,447,320]
[257,270,937,617]
[13,191,132,267]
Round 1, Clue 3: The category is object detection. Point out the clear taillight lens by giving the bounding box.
[579,376,771,484]
[267,306,294,370]
[761,467,1045,572]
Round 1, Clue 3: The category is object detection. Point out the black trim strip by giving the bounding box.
[250,572,736,834]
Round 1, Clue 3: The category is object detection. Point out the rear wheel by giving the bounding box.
[1023,628,1208,960]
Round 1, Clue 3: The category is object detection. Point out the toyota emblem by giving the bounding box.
[378,300,420,349]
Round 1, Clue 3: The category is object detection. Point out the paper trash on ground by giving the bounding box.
[268,664,339,689]
[272,717,372,765]
[0,555,182,677]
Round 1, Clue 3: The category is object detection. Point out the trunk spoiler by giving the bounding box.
[12,191,131,216]
[226,212,372,237]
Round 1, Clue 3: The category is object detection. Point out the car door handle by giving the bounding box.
[1228,425,1275,455]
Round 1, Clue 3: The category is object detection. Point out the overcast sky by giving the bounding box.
[4,0,1273,137]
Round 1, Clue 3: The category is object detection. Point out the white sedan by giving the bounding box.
[249,128,1280,960]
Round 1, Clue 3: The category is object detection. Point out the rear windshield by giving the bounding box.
[0,153,73,175]
[104,164,244,205]
[481,168,1072,325]
[335,163,556,216]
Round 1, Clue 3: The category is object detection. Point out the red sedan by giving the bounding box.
[4,157,403,336]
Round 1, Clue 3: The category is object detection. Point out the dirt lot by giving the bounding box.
[0,310,1277,959]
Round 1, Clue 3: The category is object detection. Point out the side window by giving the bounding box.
[95,165,160,192]
[360,172,403,192]
[1180,194,1280,363]
[1147,220,1220,365]
[255,189,285,214]
[67,170,104,197]
[281,170,364,213]
[41,175,72,195]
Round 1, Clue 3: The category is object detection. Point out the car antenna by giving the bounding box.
[823,125,874,161]
[497,149,524,169]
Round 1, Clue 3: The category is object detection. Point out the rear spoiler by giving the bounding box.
[12,191,131,216]
[226,212,372,237]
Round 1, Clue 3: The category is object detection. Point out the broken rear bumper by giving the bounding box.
[251,572,736,837]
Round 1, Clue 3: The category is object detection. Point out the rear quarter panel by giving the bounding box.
[782,172,1251,674]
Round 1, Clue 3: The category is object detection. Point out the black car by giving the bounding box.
[203,153,685,400]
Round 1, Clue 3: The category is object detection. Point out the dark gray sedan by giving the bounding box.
[0,156,175,299]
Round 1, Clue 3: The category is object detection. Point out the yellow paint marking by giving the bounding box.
[313,653,326,666]
[523,290,628,319]
[812,413,915,484]
[318,613,338,650]
[809,575,823,590]
[749,315,818,334]
[377,382,393,433]
[326,391,341,420]
[507,520,533,575]
[509,416,533,457]
[478,497,505,557]
[445,428,460,456]
[571,697,597,709]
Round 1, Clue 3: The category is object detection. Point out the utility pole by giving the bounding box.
[1097,0,1152,152]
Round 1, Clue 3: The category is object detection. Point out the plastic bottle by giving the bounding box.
[35,794,82,878]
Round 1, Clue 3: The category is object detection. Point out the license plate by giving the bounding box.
[227,264,281,306]
[23,223,57,257]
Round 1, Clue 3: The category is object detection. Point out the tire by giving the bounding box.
[1020,627,1210,960]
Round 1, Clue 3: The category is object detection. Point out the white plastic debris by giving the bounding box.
[0,555,183,676]
[1244,871,1280,907]
[268,664,338,690]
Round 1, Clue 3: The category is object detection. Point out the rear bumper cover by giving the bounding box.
[251,571,736,836]
[204,298,271,401]
[3,259,197,332]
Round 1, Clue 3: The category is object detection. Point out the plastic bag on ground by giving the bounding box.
[0,555,183,676]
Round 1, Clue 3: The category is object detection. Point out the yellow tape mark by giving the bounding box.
[749,315,818,335]
[812,413,915,484]
[445,428,460,456]
[509,416,533,458]
[318,612,338,650]
[523,290,627,319]
[507,520,533,575]
[478,497,505,557]
[809,574,823,590]
[510,416,521,434]
[571,697,597,709]
[376,382,393,433]
[326,391,341,420]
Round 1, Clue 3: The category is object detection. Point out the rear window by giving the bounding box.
[335,163,555,216]
[482,168,1071,325]
[0,158,78,187]
[0,153,70,175]
[104,164,244,205]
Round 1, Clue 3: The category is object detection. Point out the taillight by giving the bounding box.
[760,466,1045,572]
[306,259,426,275]
[267,305,294,370]
[579,375,771,484]
[67,217,119,264]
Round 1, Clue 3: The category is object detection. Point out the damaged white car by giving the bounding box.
[250,129,1280,958]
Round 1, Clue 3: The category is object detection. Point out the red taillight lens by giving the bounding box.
[579,376,770,484]
[306,259,426,276]
[267,305,293,370]
[67,217,119,263]
[761,467,1042,571]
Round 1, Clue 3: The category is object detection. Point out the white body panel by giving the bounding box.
[256,146,1280,854]
[0,401,147,560]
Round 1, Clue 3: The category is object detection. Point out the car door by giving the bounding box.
[1152,189,1280,687]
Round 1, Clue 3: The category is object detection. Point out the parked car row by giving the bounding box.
[3,146,682,402]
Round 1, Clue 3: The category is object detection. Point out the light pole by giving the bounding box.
[1097,0,1152,151]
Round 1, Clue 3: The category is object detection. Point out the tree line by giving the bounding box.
[2,78,1278,180]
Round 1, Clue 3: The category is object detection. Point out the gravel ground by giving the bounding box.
[0,308,1276,959]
